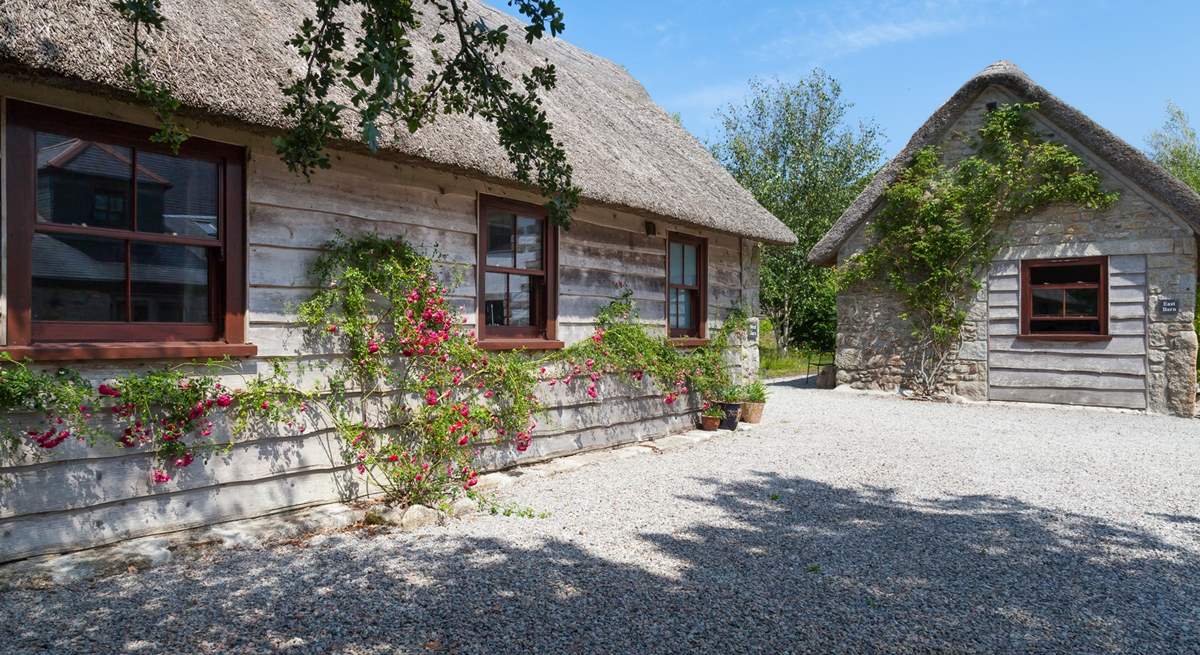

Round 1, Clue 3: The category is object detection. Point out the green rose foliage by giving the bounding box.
[839,103,1118,391]
[297,233,539,506]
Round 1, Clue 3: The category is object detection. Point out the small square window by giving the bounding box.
[1021,257,1108,337]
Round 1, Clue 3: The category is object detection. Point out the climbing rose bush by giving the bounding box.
[0,235,746,509]
[297,234,539,506]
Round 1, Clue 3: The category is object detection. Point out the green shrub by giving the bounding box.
[741,381,768,403]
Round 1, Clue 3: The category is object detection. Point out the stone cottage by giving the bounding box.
[808,61,1199,417]
[0,1,794,561]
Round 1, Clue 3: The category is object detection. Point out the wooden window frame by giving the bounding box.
[476,194,560,350]
[3,100,253,361]
[1019,256,1110,341]
[666,232,707,340]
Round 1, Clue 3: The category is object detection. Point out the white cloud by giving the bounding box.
[827,17,968,53]
[752,1,983,61]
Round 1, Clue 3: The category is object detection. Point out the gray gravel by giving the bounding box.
[4,382,1200,654]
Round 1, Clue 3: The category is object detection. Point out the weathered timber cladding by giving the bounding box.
[0,83,761,562]
[986,257,1149,409]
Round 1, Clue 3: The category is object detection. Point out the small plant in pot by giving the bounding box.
[716,386,742,431]
[739,380,768,424]
[699,403,723,431]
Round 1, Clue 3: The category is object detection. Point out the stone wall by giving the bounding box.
[836,85,1197,415]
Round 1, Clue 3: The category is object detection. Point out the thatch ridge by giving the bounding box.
[0,1,797,245]
[808,60,1200,265]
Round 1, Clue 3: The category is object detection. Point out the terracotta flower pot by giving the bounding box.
[718,402,741,430]
[700,415,721,431]
[741,401,765,424]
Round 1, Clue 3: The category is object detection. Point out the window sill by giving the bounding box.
[1016,334,1112,342]
[0,342,259,362]
[668,337,710,348]
[478,339,565,352]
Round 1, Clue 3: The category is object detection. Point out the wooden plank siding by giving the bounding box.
[0,99,760,562]
[985,258,1149,409]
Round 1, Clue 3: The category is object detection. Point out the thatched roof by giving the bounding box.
[0,1,796,245]
[808,60,1200,265]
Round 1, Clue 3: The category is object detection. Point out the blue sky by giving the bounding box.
[541,1,1200,158]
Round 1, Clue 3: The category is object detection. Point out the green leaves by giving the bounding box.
[111,0,189,153]
[112,0,580,225]
[272,0,579,225]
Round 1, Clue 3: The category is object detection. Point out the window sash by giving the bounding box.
[477,195,556,341]
[666,233,706,338]
[1020,257,1108,337]
[5,100,245,346]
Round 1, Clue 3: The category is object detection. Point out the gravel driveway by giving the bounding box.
[4,382,1200,654]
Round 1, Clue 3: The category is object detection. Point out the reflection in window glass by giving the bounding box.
[669,242,683,285]
[484,272,508,326]
[32,234,127,321]
[131,243,210,322]
[515,216,542,270]
[1064,289,1099,316]
[36,132,132,230]
[508,275,533,326]
[137,152,219,238]
[682,243,697,286]
[483,272,535,327]
[487,213,515,268]
[670,288,696,330]
[1031,288,1062,316]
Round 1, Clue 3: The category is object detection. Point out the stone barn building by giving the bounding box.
[809,61,1200,417]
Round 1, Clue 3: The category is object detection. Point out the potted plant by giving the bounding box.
[716,386,741,431]
[739,381,768,424]
[699,403,723,431]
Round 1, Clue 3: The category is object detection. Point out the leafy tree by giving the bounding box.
[109,0,580,225]
[711,71,883,351]
[1148,101,1200,193]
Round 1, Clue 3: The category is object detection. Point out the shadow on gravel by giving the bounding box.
[5,474,1198,654]
[769,375,819,389]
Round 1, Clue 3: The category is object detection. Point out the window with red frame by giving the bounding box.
[4,101,247,351]
[666,232,707,339]
[477,195,557,344]
[1021,257,1108,337]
